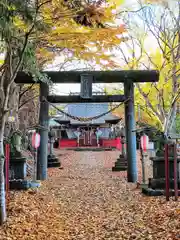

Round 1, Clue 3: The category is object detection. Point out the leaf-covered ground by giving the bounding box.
[0,150,179,240]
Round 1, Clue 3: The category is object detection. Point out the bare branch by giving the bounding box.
[18,84,35,105]
[0,63,6,73]
[136,83,163,122]
[19,94,39,110]
[117,6,148,16]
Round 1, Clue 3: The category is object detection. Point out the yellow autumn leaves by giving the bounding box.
[35,0,126,66]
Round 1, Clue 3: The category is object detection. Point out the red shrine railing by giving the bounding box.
[58,138,124,149]
[59,139,77,148]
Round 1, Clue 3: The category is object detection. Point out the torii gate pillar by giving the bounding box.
[37,82,49,180]
[124,80,137,182]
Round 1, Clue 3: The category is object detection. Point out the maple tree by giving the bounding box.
[110,0,180,134]
[0,0,127,224]
[136,1,180,135]
[0,0,47,224]
[16,0,128,129]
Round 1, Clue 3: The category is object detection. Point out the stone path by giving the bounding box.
[0,150,179,240]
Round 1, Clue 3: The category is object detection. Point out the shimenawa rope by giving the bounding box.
[44,97,130,122]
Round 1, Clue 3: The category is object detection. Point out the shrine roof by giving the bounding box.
[49,118,61,127]
[54,103,121,125]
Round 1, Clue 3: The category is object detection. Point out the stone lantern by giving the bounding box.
[8,130,41,190]
[142,132,180,196]
[112,127,127,171]
[47,127,61,168]
[9,131,27,180]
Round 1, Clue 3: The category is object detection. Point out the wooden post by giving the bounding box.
[5,144,10,203]
[165,144,170,201]
[37,83,49,180]
[124,80,137,182]
[173,143,178,201]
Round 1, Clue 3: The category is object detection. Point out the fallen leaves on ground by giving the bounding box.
[0,150,179,240]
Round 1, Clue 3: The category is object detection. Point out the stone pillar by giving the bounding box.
[141,151,151,184]
[37,83,49,180]
[124,80,137,183]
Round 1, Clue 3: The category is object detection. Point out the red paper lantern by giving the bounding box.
[32,132,41,149]
[140,134,149,152]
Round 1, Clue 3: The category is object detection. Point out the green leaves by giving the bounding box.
[175,115,180,134]
[22,43,51,84]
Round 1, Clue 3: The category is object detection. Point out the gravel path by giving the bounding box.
[0,150,179,240]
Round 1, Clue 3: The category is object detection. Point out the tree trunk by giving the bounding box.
[0,115,6,225]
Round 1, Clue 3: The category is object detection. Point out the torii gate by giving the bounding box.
[15,70,159,183]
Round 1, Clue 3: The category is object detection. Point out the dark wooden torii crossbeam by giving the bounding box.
[15,70,159,183]
[16,70,159,83]
[47,95,126,103]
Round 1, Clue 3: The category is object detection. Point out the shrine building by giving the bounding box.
[50,101,121,148]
